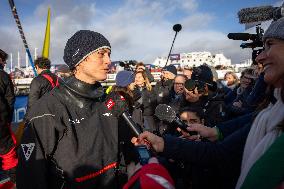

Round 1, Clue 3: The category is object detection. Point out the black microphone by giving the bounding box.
[173,24,182,32]
[227,33,257,41]
[155,104,198,135]
[105,93,142,137]
[121,112,141,136]
[238,5,283,24]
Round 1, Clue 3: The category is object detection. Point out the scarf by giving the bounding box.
[236,88,284,189]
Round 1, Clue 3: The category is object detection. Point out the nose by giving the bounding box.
[255,50,266,64]
[104,54,111,66]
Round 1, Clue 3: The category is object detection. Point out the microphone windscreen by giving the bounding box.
[238,6,275,24]
[173,24,182,32]
[155,104,176,123]
[184,79,196,91]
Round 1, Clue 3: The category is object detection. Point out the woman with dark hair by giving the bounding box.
[227,68,257,117]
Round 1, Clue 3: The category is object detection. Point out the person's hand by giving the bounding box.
[178,128,201,141]
[184,88,200,103]
[134,131,165,153]
[186,124,219,142]
[233,100,242,108]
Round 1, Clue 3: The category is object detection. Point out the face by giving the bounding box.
[135,72,145,87]
[180,111,202,125]
[183,69,192,79]
[0,57,6,67]
[225,74,235,86]
[240,73,253,88]
[174,76,186,94]
[256,38,284,87]
[75,48,111,83]
[162,71,175,80]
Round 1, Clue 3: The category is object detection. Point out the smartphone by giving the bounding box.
[135,145,151,165]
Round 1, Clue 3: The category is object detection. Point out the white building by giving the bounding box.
[234,59,253,72]
[153,51,231,68]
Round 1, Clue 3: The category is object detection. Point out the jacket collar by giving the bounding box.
[63,76,104,100]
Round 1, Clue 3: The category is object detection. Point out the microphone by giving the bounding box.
[238,5,284,24]
[165,24,182,67]
[227,33,257,41]
[155,104,198,135]
[173,24,182,32]
[105,93,142,136]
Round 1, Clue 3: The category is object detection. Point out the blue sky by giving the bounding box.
[0,0,282,66]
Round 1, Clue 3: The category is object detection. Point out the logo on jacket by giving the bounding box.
[21,143,35,161]
[106,98,115,110]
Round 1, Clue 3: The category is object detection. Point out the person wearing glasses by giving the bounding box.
[183,65,227,127]
[168,74,187,113]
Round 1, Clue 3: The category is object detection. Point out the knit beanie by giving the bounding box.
[263,17,284,42]
[63,30,111,69]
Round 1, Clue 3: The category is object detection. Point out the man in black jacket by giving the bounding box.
[17,30,124,189]
[0,49,17,182]
[153,65,177,104]
[26,57,58,112]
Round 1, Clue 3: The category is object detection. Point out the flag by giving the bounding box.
[42,8,51,58]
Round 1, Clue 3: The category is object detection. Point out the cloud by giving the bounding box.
[1,0,252,68]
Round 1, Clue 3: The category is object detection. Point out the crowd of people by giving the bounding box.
[0,16,283,189]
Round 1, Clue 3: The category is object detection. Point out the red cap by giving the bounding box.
[123,163,175,189]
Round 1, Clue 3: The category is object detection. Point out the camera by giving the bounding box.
[119,60,137,71]
[228,25,264,65]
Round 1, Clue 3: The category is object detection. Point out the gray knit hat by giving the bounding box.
[63,30,111,69]
[263,17,284,42]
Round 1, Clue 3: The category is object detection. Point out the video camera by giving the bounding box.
[227,3,284,65]
[227,25,264,65]
[119,60,137,71]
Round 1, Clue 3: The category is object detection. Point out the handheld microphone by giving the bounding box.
[154,104,198,136]
[238,5,284,24]
[105,93,142,136]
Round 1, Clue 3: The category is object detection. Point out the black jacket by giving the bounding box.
[0,66,15,155]
[17,76,122,189]
[153,79,174,105]
[0,66,15,122]
[27,70,58,111]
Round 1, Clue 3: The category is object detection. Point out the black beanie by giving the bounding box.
[63,30,111,69]
[162,65,177,75]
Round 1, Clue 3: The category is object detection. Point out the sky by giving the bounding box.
[0,0,282,67]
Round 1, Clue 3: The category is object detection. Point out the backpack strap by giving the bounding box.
[42,73,59,88]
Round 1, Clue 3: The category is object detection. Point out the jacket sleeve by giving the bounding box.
[0,71,15,122]
[217,112,255,138]
[17,114,58,189]
[27,78,42,110]
[5,75,15,121]
[161,123,251,166]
